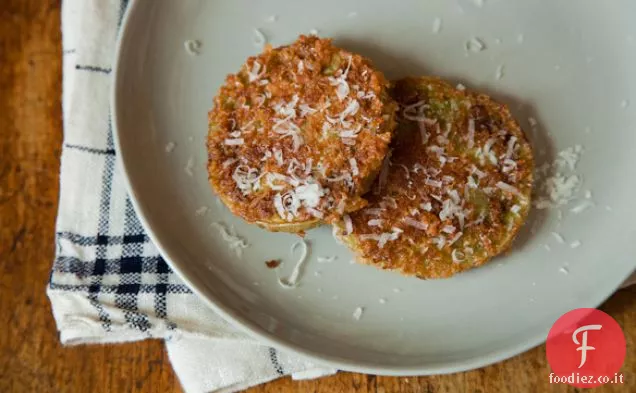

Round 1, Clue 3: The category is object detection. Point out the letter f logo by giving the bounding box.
[572,324,602,368]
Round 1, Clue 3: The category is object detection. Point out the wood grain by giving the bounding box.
[0,1,634,392]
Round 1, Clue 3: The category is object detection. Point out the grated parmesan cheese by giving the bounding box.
[570,240,581,249]
[432,17,442,34]
[277,240,309,289]
[517,33,524,44]
[247,61,266,82]
[495,64,505,80]
[349,158,359,177]
[551,232,565,243]
[184,157,195,177]
[184,40,202,55]
[352,307,364,320]
[425,179,443,188]
[343,214,353,235]
[317,256,337,263]
[368,219,384,227]
[224,138,244,146]
[403,217,428,230]
[496,181,523,197]
[466,37,486,52]
[359,227,403,248]
[328,56,353,101]
[252,28,267,47]
[210,222,249,257]
[533,145,585,210]
[195,206,209,216]
[451,249,466,263]
[570,201,594,214]
[165,142,176,153]
[442,225,456,234]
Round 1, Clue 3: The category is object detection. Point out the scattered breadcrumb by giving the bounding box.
[265,259,281,269]
[165,142,176,153]
[456,83,466,91]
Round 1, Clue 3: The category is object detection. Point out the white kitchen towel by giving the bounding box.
[48,1,335,392]
[48,1,634,393]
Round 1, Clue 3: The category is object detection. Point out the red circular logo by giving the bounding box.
[546,308,626,388]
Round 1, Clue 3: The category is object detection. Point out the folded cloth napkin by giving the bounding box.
[48,1,335,392]
[49,1,635,393]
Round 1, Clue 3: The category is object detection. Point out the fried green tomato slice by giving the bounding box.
[335,77,534,278]
[207,35,398,233]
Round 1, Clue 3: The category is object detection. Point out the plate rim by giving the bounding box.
[111,0,634,376]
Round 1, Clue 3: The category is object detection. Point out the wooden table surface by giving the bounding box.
[1,2,634,392]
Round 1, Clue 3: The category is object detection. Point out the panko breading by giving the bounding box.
[207,35,398,232]
[336,77,534,278]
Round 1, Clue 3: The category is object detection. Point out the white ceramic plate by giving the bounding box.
[113,0,636,375]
